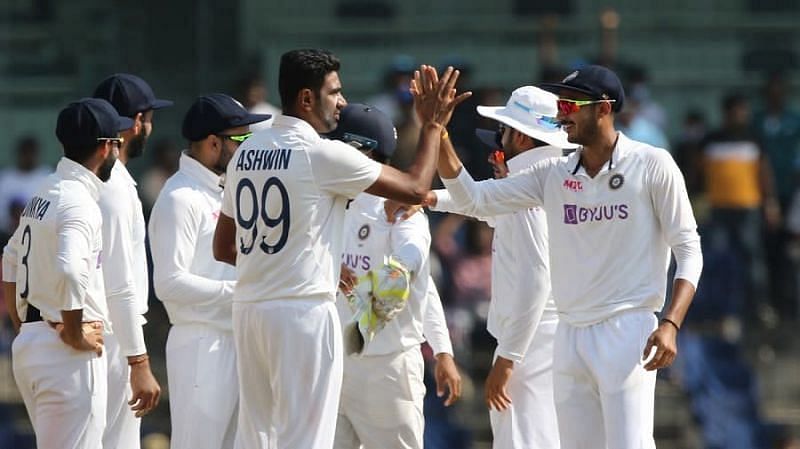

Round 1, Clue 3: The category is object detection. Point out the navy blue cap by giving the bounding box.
[56,98,135,148]
[328,103,397,158]
[540,65,625,112]
[182,93,271,141]
[94,73,173,118]
[475,128,502,150]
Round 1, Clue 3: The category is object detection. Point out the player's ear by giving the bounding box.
[597,100,613,118]
[133,112,144,133]
[299,88,314,112]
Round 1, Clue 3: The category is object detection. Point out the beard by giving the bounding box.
[127,132,147,159]
[98,150,117,182]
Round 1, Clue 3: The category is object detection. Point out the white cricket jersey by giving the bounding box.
[99,160,149,356]
[337,193,443,356]
[2,158,108,326]
[440,132,702,326]
[221,114,382,304]
[423,280,454,357]
[434,146,561,362]
[150,152,236,332]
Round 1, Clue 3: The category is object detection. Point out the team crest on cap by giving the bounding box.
[562,71,579,83]
[609,173,624,190]
[358,224,370,240]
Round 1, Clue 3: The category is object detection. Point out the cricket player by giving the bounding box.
[423,65,703,449]
[426,86,576,448]
[212,49,469,448]
[2,98,131,449]
[149,94,270,449]
[94,73,170,447]
[328,104,461,449]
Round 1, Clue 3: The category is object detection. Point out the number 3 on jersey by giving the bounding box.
[236,177,290,255]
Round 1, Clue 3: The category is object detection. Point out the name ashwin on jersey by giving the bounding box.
[235,148,292,171]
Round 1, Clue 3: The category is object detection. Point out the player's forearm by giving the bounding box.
[437,131,463,180]
[59,308,86,345]
[107,291,148,356]
[398,122,443,201]
[661,279,696,328]
[3,281,20,332]
[154,272,234,308]
[213,214,238,266]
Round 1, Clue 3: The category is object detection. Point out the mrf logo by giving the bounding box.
[563,179,583,192]
[563,204,629,224]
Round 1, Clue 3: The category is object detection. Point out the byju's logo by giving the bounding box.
[563,204,629,224]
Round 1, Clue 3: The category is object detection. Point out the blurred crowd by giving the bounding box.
[1,41,800,449]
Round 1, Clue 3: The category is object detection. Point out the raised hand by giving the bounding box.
[410,65,472,128]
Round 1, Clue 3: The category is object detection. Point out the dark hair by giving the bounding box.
[63,144,101,164]
[279,49,341,111]
[722,93,747,112]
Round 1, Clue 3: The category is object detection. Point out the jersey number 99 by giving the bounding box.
[236,177,290,255]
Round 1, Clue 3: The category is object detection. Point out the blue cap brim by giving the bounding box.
[475,128,501,149]
[151,99,174,109]
[233,113,272,127]
[117,116,135,131]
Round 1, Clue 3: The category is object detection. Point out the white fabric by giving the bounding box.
[337,192,435,355]
[423,281,453,356]
[167,324,238,449]
[553,310,657,449]
[99,160,148,357]
[439,132,702,326]
[476,87,577,149]
[150,152,236,332]
[334,347,426,449]
[233,299,342,449]
[2,157,108,326]
[433,147,560,362]
[221,114,382,305]
[490,316,559,449]
[103,332,140,449]
[12,322,107,449]
[0,165,50,233]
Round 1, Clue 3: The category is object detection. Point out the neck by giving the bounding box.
[579,127,618,177]
[187,146,219,174]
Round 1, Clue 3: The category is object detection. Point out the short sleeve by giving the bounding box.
[310,138,382,199]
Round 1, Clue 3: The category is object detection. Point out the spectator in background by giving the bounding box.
[0,136,50,234]
[673,108,708,199]
[366,55,416,125]
[239,74,280,130]
[617,95,670,151]
[140,138,181,217]
[753,71,800,319]
[700,93,780,327]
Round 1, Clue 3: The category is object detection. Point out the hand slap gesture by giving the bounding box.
[410,65,472,128]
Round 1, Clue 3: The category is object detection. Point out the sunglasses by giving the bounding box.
[217,132,253,143]
[510,101,562,130]
[556,98,616,115]
[97,137,124,146]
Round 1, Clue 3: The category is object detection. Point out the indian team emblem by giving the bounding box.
[358,224,370,240]
[609,173,624,190]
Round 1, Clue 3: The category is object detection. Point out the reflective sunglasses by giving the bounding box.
[556,98,616,115]
[510,101,562,130]
[97,137,125,146]
[217,132,253,143]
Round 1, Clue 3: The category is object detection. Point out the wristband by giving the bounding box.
[660,317,680,331]
[128,354,149,366]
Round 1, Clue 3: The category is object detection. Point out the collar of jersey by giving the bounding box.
[271,114,320,139]
[569,131,632,177]
[507,145,563,174]
[179,151,223,192]
[56,157,104,201]
[110,159,136,186]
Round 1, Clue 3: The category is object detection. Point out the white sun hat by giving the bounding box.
[476,86,578,149]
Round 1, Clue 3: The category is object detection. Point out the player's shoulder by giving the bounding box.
[621,133,674,165]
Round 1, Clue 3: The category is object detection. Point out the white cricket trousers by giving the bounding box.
[166,324,238,449]
[12,322,108,449]
[490,316,559,449]
[233,299,343,449]
[333,346,426,449]
[553,309,657,449]
[104,332,141,449]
